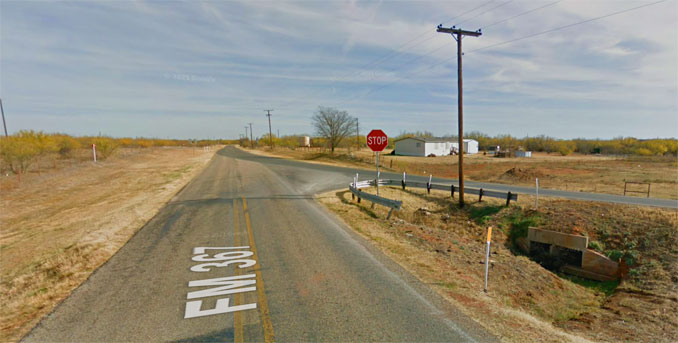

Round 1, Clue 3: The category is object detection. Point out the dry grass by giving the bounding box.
[248,146,678,200]
[317,186,678,343]
[0,146,217,342]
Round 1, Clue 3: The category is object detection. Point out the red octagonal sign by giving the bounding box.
[366,129,388,152]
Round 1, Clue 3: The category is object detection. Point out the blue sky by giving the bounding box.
[1,0,676,140]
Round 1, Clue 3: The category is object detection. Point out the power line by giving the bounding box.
[338,0,669,106]
[468,0,669,54]
[480,0,563,30]
[339,0,517,94]
[455,0,515,27]
[329,0,496,86]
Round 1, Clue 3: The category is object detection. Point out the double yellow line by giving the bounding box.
[233,198,275,343]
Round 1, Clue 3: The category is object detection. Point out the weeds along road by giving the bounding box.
[24,146,496,342]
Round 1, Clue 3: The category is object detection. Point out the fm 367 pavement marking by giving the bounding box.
[182,197,274,343]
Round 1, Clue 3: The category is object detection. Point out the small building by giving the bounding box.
[394,137,478,156]
[463,139,479,154]
[515,150,532,158]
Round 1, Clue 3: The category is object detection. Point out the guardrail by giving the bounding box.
[348,172,518,219]
[348,180,402,219]
[400,173,517,205]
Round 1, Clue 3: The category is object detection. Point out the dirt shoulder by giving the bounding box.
[316,187,677,342]
[0,146,218,342]
[243,146,678,200]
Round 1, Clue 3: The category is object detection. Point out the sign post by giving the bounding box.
[484,226,492,292]
[366,130,388,196]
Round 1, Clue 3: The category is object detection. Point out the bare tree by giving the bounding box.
[312,106,354,153]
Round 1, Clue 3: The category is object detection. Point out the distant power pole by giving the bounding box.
[244,126,249,144]
[277,129,280,138]
[355,118,360,150]
[248,122,254,148]
[437,25,481,208]
[264,109,273,148]
[0,98,7,137]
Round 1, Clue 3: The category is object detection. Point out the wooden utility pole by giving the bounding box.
[355,118,360,150]
[264,109,273,148]
[436,25,481,208]
[248,122,254,148]
[244,126,249,145]
[0,97,7,137]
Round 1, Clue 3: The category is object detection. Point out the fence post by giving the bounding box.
[479,188,484,202]
[451,184,455,198]
[352,176,356,200]
[427,174,432,194]
[92,144,97,163]
[402,172,406,190]
[506,191,512,206]
[624,181,627,196]
[647,183,651,198]
[535,178,539,209]
[484,227,492,292]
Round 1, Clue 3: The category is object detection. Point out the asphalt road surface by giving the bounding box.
[25,146,499,342]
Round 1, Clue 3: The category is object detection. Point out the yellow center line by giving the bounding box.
[232,199,244,343]
[242,197,275,343]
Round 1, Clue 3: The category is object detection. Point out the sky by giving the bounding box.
[1,0,676,140]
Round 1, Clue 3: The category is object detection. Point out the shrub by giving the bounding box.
[0,131,42,173]
[56,135,81,158]
[93,137,120,160]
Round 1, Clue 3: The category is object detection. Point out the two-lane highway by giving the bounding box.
[25,146,496,342]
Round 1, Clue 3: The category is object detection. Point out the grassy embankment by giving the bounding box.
[0,146,217,342]
[318,186,677,343]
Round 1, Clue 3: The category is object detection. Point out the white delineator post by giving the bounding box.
[484,226,492,293]
[92,144,97,163]
[535,178,539,209]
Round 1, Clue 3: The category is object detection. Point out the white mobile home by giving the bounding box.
[394,137,479,156]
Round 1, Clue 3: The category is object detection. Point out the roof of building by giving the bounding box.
[394,136,477,143]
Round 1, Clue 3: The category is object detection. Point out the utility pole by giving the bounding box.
[244,126,249,145]
[0,97,8,137]
[248,123,254,148]
[437,25,481,208]
[355,118,360,150]
[264,109,273,148]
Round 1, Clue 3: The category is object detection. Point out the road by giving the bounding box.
[24,146,497,342]
[234,148,677,209]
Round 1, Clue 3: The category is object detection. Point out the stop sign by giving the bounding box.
[366,129,388,152]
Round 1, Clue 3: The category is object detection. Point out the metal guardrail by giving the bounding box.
[348,182,402,219]
[351,173,518,207]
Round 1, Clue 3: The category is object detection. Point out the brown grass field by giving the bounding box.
[0,146,217,342]
[317,186,677,342]
[248,146,678,200]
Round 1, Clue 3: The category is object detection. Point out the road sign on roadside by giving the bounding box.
[366,129,387,152]
[367,130,387,196]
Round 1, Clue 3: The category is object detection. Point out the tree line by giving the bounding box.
[244,106,677,157]
[0,130,233,174]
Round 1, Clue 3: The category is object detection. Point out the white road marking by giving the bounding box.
[184,247,259,319]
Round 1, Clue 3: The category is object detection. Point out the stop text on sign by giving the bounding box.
[366,129,388,152]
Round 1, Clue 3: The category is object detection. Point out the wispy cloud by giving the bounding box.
[0,0,675,139]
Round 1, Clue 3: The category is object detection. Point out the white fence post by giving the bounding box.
[92,144,97,163]
[535,178,539,209]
